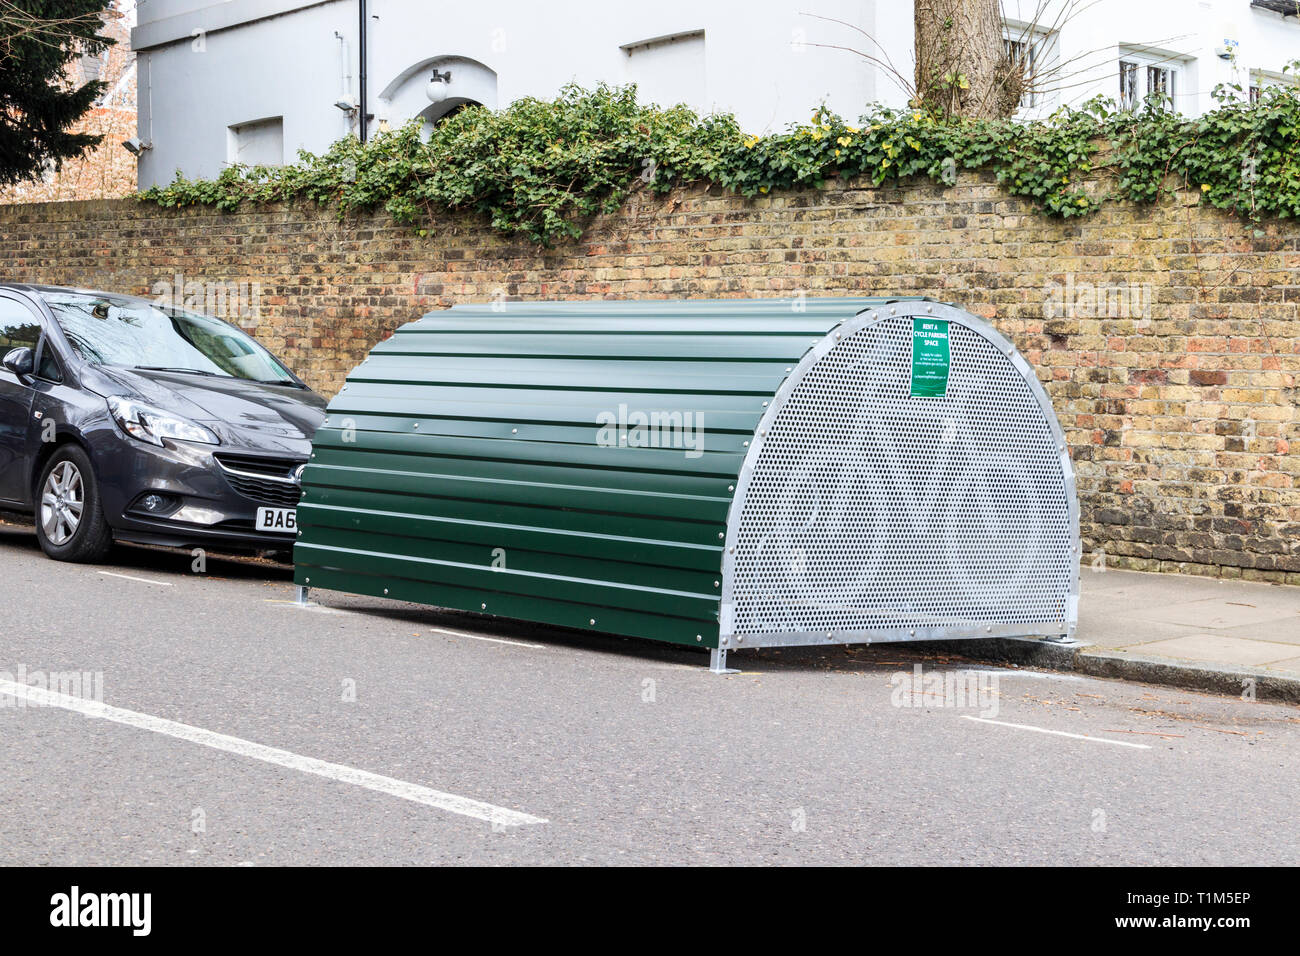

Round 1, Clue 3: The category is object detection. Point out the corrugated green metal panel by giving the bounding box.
[294,296,930,647]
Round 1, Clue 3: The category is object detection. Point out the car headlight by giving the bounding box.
[107,396,219,446]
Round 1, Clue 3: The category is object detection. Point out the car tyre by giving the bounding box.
[35,445,113,563]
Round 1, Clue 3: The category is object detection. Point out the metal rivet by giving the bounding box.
[890,308,897,314]
[304,577,310,584]
[743,441,749,447]
[589,618,596,625]
[696,635,702,642]
[413,423,419,429]
[383,588,388,594]
[762,401,768,407]
[512,428,518,434]
[718,532,724,539]
[736,636,743,643]
[727,485,734,491]
[714,580,720,587]
[926,305,933,313]
[482,603,487,610]
[785,367,792,372]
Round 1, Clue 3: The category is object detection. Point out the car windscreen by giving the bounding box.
[43,292,297,385]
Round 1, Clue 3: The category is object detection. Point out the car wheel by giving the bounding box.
[35,445,113,563]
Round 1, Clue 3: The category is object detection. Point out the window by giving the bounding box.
[227,116,284,167]
[79,50,105,83]
[1147,65,1176,101]
[0,298,42,353]
[43,292,294,385]
[35,345,62,382]
[1119,60,1139,110]
[0,296,59,381]
[1002,22,1058,114]
[1118,51,1182,111]
[1250,69,1299,103]
[1004,37,1038,108]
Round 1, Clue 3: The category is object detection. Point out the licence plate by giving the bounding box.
[255,507,297,534]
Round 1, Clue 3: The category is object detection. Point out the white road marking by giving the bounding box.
[961,715,1152,749]
[265,599,340,613]
[427,627,545,649]
[0,678,547,827]
[957,667,1085,681]
[97,570,173,587]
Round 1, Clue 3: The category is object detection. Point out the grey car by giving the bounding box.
[0,284,327,562]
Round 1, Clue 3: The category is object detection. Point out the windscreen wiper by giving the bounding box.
[253,378,307,388]
[134,366,223,377]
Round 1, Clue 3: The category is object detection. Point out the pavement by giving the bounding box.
[1,514,1299,865]
[960,566,1300,704]
[1082,567,1300,673]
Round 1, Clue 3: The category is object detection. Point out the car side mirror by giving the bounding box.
[2,347,34,377]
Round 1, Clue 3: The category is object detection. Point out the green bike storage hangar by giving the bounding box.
[293,297,1079,671]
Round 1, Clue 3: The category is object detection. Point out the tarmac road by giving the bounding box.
[1,518,1297,866]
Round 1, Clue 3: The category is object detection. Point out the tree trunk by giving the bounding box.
[914,0,1018,119]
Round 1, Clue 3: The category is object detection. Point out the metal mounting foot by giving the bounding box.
[294,585,310,606]
[708,648,740,674]
[1041,631,1079,645]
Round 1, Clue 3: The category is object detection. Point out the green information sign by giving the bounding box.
[910,318,950,398]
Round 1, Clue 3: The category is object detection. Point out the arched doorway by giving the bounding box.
[376,55,498,133]
[418,97,480,127]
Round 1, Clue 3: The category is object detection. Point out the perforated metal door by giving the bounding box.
[722,307,1077,647]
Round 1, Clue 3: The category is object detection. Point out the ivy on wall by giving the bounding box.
[140,74,1300,247]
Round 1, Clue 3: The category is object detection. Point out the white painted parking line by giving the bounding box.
[428,627,546,649]
[961,715,1152,750]
[0,678,547,827]
[97,570,174,587]
[265,599,340,613]
[958,667,1085,682]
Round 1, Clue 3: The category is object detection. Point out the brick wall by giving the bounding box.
[0,173,1296,581]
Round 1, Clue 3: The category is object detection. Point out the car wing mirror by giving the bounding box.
[2,346,34,378]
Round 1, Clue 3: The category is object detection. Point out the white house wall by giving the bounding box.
[1003,0,1299,117]
[133,0,895,186]
[131,0,1299,188]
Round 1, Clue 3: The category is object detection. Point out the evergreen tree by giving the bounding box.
[0,0,116,187]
